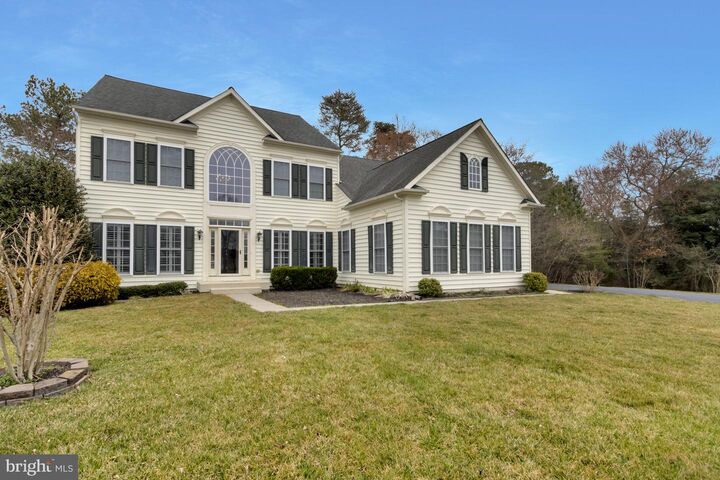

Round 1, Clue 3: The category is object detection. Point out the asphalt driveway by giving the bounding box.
[550,284,720,304]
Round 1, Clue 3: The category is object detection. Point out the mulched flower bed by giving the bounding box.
[257,287,535,308]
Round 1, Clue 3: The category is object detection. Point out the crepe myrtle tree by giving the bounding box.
[0,207,87,383]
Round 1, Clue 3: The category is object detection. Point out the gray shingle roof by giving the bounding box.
[76,75,338,150]
[338,155,387,199]
[342,120,480,204]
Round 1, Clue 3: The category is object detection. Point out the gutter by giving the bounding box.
[344,187,428,211]
[74,106,198,131]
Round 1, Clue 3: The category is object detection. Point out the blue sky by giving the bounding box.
[2,0,718,176]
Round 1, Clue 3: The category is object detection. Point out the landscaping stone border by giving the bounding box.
[0,358,89,406]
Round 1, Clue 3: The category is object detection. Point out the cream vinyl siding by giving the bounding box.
[336,190,405,291]
[405,128,532,291]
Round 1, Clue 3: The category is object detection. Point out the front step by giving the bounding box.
[198,280,269,295]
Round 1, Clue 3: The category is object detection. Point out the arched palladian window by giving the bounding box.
[209,147,251,203]
[468,158,482,189]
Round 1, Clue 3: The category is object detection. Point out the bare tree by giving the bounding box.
[576,129,719,287]
[0,207,87,383]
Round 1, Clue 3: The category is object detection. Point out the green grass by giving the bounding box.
[2,293,719,479]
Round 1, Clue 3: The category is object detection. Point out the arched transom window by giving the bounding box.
[468,158,481,189]
[209,147,251,203]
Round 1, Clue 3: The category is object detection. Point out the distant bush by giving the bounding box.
[270,266,337,290]
[522,272,548,292]
[418,278,443,297]
[119,281,188,299]
[572,270,604,292]
[0,261,120,313]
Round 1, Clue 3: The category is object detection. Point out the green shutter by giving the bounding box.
[481,157,488,192]
[386,222,393,274]
[90,222,103,259]
[421,220,431,274]
[263,160,272,196]
[450,222,458,273]
[298,164,307,199]
[459,223,468,274]
[325,168,333,201]
[146,225,157,274]
[515,226,522,272]
[326,232,333,267]
[133,225,146,275]
[291,164,300,198]
[90,136,103,181]
[134,142,146,184]
[146,144,157,185]
[337,231,342,271]
[184,149,195,189]
[184,226,194,274]
[367,225,374,273]
[263,230,271,272]
[293,231,307,266]
[492,225,500,272]
[460,153,468,190]
[350,229,356,273]
[484,225,492,273]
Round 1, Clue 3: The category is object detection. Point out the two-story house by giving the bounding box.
[75,75,540,293]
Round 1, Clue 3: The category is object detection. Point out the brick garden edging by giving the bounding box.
[0,358,89,406]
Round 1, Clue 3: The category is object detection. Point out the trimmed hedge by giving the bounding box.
[523,272,548,292]
[118,281,188,300]
[270,266,337,291]
[0,261,120,313]
[418,278,443,297]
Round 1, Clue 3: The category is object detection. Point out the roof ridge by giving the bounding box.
[102,74,211,100]
[369,118,482,171]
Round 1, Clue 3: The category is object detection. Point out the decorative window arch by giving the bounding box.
[208,147,251,203]
[469,158,481,189]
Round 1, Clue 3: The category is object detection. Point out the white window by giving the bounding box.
[105,223,131,274]
[469,158,481,189]
[209,147,250,203]
[309,232,325,267]
[501,226,516,271]
[159,145,183,187]
[210,230,216,270]
[373,224,386,273]
[469,224,484,272]
[341,230,351,272]
[309,166,325,200]
[431,221,449,273]
[105,138,132,182]
[273,230,290,266]
[273,161,290,197]
[159,226,182,273]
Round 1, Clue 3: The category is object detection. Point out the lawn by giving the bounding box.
[2,293,719,479]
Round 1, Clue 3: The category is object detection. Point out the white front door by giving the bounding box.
[210,228,250,276]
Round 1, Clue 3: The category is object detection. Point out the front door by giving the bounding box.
[221,230,239,274]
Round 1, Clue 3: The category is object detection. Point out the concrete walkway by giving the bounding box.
[225,293,288,312]
[549,284,720,304]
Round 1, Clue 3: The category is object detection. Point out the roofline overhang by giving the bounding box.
[74,106,198,131]
[263,136,342,154]
[520,202,545,209]
[343,187,428,210]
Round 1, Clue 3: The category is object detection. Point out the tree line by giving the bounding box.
[2,76,719,292]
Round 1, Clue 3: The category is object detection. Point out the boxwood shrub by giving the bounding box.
[418,278,443,297]
[118,281,188,300]
[522,272,548,292]
[270,266,337,291]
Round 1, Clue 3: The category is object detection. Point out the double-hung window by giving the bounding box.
[106,138,132,182]
[273,230,290,266]
[273,161,290,197]
[469,158,481,189]
[309,232,325,267]
[431,221,450,273]
[501,226,516,271]
[373,224,386,273]
[308,166,325,200]
[341,230,351,272]
[105,223,131,274]
[159,145,183,187]
[159,226,182,273]
[469,224,484,272]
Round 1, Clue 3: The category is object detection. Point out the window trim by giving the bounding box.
[103,135,134,184]
[467,223,484,273]
[102,221,133,276]
[468,157,482,190]
[271,229,291,268]
[500,224,517,273]
[307,163,326,201]
[372,223,388,274]
[157,143,185,189]
[271,160,292,198]
[430,220,451,275]
[308,231,325,267]
[157,223,184,275]
[340,229,351,273]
